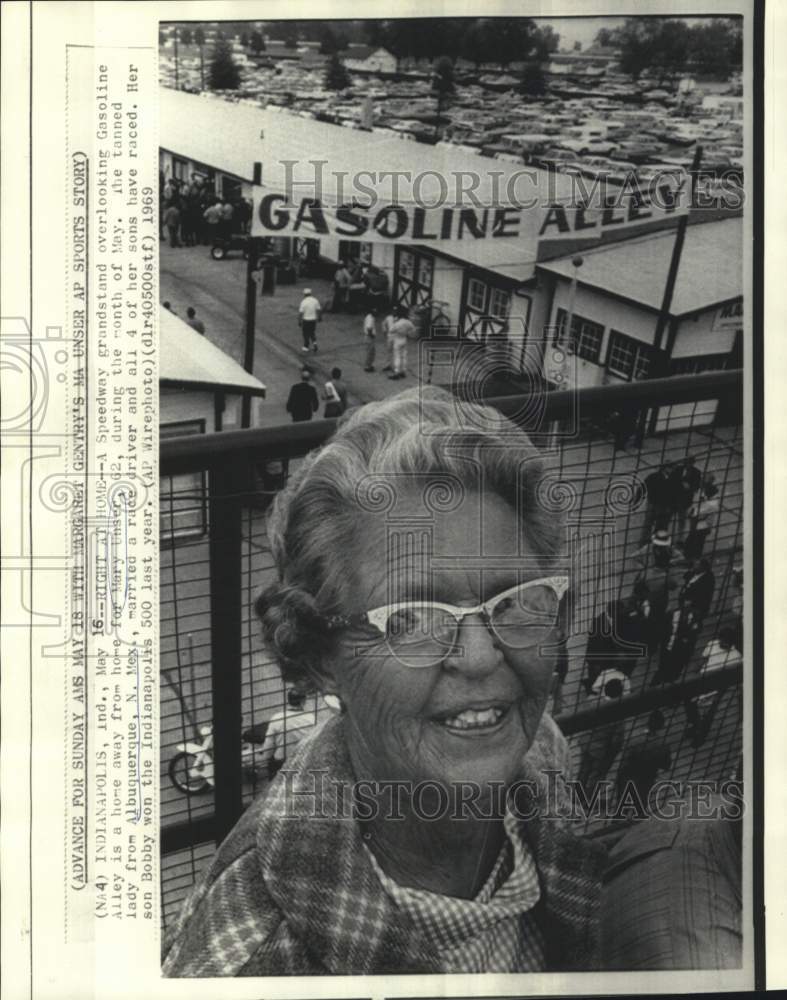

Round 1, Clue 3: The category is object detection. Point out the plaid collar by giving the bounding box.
[364,808,541,953]
[257,713,607,973]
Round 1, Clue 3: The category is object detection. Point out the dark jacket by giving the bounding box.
[644,469,673,510]
[162,714,608,976]
[286,381,319,422]
[669,464,702,512]
[679,568,716,619]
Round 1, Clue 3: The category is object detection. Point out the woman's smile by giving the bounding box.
[428,699,516,734]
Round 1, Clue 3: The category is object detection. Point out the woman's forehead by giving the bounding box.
[352,489,539,605]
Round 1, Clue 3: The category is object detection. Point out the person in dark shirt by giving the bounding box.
[668,457,702,540]
[639,465,674,545]
[584,600,639,691]
[678,557,715,622]
[618,582,662,682]
[651,598,701,686]
[286,366,319,422]
[616,709,672,810]
[185,306,206,335]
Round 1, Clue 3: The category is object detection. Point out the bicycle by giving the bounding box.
[413,299,452,337]
[168,721,271,795]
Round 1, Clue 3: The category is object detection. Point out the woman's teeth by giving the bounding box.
[440,707,506,730]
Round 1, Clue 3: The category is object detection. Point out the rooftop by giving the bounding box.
[536,217,742,315]
[160,87,577,281]
[160,306,267,396]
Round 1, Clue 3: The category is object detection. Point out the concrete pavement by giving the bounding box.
[159,243,417,426]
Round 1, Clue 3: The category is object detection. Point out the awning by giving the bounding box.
[160,307,267,397]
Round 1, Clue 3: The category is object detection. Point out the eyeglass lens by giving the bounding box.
[383,582,560,668]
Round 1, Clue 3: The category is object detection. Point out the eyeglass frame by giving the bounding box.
[324,575,570,667]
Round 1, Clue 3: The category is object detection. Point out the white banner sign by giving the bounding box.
[251,180,691,246]
[712,298,744,331]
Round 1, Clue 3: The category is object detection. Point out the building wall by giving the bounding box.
[673,307,738,358]
[160,388,264,431]
[543,275,738,401]
[160,388,217,433]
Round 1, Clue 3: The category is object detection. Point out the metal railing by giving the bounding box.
[159,371,744,925]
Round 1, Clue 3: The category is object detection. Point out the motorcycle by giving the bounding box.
[168,721,271,795]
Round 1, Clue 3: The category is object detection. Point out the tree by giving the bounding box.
[460,20,497,69]
[532,25,560,60]
[689,18,742,76]
[324,54,351,90]
[432,55,455,95]
[520,61,546,96]
[613,17,740,85]
[431,55,454,138]
[594,27,618,47]
[615,19,662,80]
[179,26,193,46]
[320,26,338,54]
[194,26,206,89]
[651,19,690,86]
[209,37,241,90]
[250,30,266,54]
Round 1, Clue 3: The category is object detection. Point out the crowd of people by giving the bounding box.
[159,173,252,249]
[567,452,742,802]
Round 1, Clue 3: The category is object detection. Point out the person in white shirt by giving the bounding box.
[362,308,378,372]
[298,289,322,353]
[685,627,741,747]
[388,305,416,380]
[380,309,395,372]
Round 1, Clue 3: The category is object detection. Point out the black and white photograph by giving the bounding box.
[156,7,753,983]
[3,1,780,998]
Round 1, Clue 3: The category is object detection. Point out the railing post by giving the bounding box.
[207,459,244,842]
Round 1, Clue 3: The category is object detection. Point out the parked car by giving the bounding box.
[610,142,666,165]
[533,147,577,170]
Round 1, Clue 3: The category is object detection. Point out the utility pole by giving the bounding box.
[174,30,179,90]
[651,146,703,364]
[241,162,262,428]
[639,145,703,440]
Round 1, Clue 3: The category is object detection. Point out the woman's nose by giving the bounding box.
[441,613,504,676]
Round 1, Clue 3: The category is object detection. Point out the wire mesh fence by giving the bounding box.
[158,372,744,928]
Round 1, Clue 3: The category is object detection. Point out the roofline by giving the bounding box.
[160,144,252,184]
[534,267,663,316]
[161,378,267,398]
[534,267,740,320]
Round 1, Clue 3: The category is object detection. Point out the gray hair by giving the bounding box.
[255,386,561,687]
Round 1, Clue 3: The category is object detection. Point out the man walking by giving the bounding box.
[286,366,319,422]
[298,288,322,353]
[323,367,348,418]
[331,260,351,312]
[185,306,206,335]
[163,202,181,248]
[362,307,378,372]
[381,307,395,372]
[388,305,415,380]
[203,198,222,245]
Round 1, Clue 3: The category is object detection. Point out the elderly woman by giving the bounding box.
[162,387,738,977]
